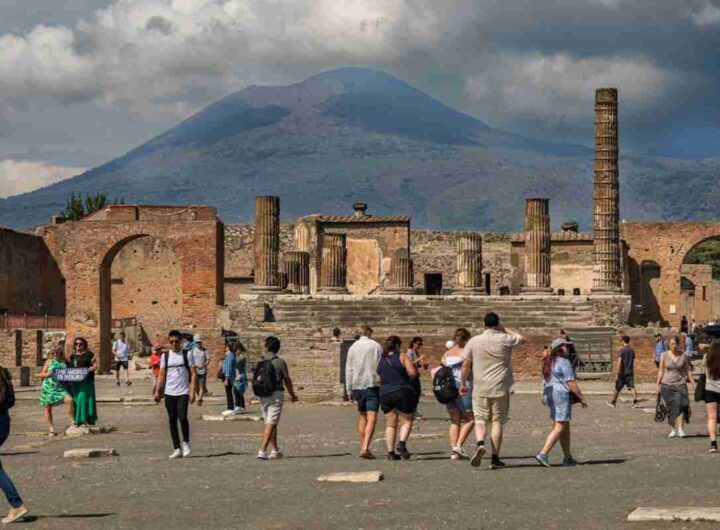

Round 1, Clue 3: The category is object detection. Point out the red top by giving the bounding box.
[149,353,162,376]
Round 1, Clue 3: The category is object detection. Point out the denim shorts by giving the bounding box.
[352,387,380,413]
[445,393,473,413]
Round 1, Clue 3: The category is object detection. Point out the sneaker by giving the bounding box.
[198,399,203,406]
[709,445,718,454]
[562,456,579,467]
[470,445,486,467]
[535,452,551,467]
[234,407,245,414]
[126,381,132,386]
[1,506,28,524]
[168,448,182,459]
[257,450,269,460]
[181,442,191,458]
[668,429,677,438]
[387,452,401,461]
[396,443,411,460]
[631,401,640,409]
[605,401,616,408]
[221,409,235,416]
[452,446,469,460]
[116,381,121,387]
[450,452,460,461]
[677,428,687,438]
[270,449,283,460]
[490,456,506,469]
[360,450,376,460]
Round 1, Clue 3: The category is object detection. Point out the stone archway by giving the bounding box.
[40,205,224,371]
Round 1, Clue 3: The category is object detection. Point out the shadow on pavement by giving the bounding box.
[190,451,251,458]
[0,451,40,456]
[21,513,115,522]
[287,452,352,459]
[501,458,626,469]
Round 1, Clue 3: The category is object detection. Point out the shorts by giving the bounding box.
[544,386,571,422]
[114,360,129,371]
[445,393,473,413]
[615,376,635,392]
[472,393,510,425]
[705,390,720,404]
[196,373,207,389]
[260,391,285,425]
[380,388,416,415]
[352,387,380,413]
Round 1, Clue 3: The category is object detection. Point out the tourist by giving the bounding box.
[233,343,248,414]
[684,332,696,360]
[39,346,76,436]
[112,332,132,386]
[460,312,525,469]
[406,336,426,414]
[535,338,588,467]
[191,334,210,405]
[154,329,196,459]
[606,336,639,408]
[255,336,298,460]
[441,328,474,460]
[654,334,668,368]
[690,319,697,336]
[656,336,695,438]
[0,365,28,523]
[560,329,578,368]
[330,328,342,343]
[345,325,383,458]
[69,337,98,427]
[702,340,720,453]
[149,343,163,394]
[378,335,418,460]
[681,315,689,334]
[221,342,238,417]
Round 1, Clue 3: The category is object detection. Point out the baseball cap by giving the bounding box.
[445,340,456,350]
[550,338,572,351]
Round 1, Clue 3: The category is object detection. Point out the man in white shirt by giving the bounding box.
[112,332,132,386]
[155,329,197,459]
[190,334,210,405]
[460,312,525,469]
[345,325,383,459]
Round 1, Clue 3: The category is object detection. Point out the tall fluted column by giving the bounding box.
[252,196,281,292]
[283,251,310,294]
[384,251,414,294]
[592,88,622,292]
[455,233,483,293]
[320,234,348,293]
[522,198,552,293]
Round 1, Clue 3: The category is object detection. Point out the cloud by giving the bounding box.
[690,1,720,27]
[0,160,83,198]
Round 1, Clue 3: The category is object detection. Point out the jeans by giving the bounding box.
[164,395,190,449]
[0,412,22,508]
[224,384,245,409]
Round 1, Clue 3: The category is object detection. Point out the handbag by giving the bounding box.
[694,374,706,403]
[655,393,668,423]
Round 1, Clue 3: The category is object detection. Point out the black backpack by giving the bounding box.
[0,368,16,412]
[252,358,278,397]
[433,365,459,404]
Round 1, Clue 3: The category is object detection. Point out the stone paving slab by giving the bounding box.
[202,414,262,422]
[317,471,384,483]
[63,448,119,458]
[628,508,720,522]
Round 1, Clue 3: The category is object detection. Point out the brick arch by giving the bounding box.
[41,206,224,371]
[623,221,720,328]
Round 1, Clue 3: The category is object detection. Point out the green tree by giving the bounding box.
[685,238,720,280]
[60,192,124,221]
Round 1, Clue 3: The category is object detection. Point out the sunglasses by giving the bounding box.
[169,339,180,344]
[74,342,84,346]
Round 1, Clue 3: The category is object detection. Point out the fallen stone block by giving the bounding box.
[63,448,118,459]
[202,414,262,422]
[317,471,384,483]
[628,507,720,522]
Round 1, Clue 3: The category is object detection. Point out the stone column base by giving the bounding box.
[453,287,484,295]
[381,287,415,295]
[591,286,622,294]
[521,287,553,294]
[318,287,349,294]
[251,285,282,293]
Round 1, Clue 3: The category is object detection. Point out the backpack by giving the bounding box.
[252,358,278,397]
[0,368,16,412]
[433,365,459,404]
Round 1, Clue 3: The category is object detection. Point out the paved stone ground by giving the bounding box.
[4,376,720,529]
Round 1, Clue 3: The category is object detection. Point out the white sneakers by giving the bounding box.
[668,428,687,438]
[257,450,269,460]
[169,448,182,459]
[182,442,192,457]
[677,428,687,438]
[258,449,283,460]
[234,407,245,414]
[451,446,468,460]
[221,409,235,416]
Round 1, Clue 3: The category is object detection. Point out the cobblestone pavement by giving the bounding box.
[4,377,719,529]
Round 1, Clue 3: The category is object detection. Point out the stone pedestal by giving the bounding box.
[252,196,281,292]
[320,234,348,293]
[592,88,622,292]
[522,198,552,293]
[384,252,414,294]
[283,251,310,294]
[455,233,483,293]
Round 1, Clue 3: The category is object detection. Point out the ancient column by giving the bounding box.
[252,196,281,292]
[592,88,622,292]
[320,234,348,293]
[384,251,414,294]
[522,198,552,293]
[283,251,310,294]
[455,233,483,293]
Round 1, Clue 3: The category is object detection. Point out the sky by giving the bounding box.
[1,0,720,198]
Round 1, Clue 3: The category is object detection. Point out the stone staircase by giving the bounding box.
[564,326,616,373]
[263,297,598,332]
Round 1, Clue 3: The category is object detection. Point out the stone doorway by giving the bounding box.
[424,273,443,295]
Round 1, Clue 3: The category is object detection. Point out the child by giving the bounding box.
[149,343,163,394]
[606,336,639,408]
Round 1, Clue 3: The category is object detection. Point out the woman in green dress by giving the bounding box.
[69,337,98,426]
[39,347,75,436]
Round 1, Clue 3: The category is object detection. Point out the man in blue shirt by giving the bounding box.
[653,334,668,368]
[684,333,696,360]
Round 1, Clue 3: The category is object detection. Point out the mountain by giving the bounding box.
[1,67,719,231]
